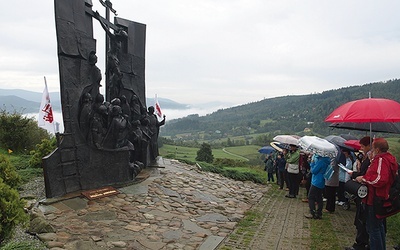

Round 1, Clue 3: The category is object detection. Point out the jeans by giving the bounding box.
[365,205,385,250]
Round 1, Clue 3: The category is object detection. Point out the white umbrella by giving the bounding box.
[273,135,300,146]
[298,136,338,158]
[270,141,287,152]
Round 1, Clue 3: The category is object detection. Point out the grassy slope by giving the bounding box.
[159,144,261,162]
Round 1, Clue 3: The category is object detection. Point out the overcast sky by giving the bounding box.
[1,0,400,108]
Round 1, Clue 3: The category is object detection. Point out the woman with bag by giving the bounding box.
[355,138,398,250]
[285,144,300,198]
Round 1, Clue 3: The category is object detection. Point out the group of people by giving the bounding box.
[264,144,310,198]
[263,136,399,250]
[79,91,166,168]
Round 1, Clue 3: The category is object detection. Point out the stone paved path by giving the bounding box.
[28,158,398,250]
[218,185,311,250]
[34,159,268,249]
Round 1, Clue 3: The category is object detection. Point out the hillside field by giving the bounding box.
[160,137,400,164]
[159,144,262,163]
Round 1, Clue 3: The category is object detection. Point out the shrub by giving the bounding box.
[0,155,28,244]
[0,179,29,244]
[0,154,22,189]
[197,162,224,174]
[175,158,196,165]
[196,143,214,163]
[197,162,265,184]
[0,241,46,250]
[29,138,57,168]
[214,158,248,168]
[0,111,50,153]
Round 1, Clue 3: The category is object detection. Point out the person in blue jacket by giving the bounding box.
[305,154,330,219]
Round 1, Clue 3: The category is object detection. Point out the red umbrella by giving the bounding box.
[344,140,361,151]
[325,98,400,139]
[325,98,400,123]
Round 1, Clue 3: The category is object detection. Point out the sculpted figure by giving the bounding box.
[103,105,132,149]
[89,104,108,149]
[120,95,131,119]
[130,94,143,122]
[147,106,166,163]
[94,11,128,100]
[128,120,143,163]
[92,93,105,114]
[85,51,102,99]
[79,93,93,140]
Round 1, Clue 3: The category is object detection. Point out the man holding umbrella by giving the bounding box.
[345,136,371,250]
[355,138,398,250]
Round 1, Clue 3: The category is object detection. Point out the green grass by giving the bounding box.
[310,213,341,250]
[17,168,43,183]
[387,213,400,246]
[387,137,400,160]
[237,210,263,227]
[159,144,198,161]
[0,150,43,184]
[0,148,32,170]
[223,145,261,161]
[259,119,275,127]
[0,241,47,250]
[159,144,258,162]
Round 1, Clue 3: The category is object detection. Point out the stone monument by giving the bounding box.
[43,0,163,198]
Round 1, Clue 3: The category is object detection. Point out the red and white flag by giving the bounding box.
[38,77,55,133]
[154,94,163,118]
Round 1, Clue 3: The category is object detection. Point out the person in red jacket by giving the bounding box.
[355,138,398,250]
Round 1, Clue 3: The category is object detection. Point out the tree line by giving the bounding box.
[162,79,400,142]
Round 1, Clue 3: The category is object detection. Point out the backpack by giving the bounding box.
[373,165,400,219]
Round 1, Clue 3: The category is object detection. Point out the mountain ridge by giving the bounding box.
[163,79,400,138]
[0,89,192,113]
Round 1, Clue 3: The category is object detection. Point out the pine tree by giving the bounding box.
[196,143,214,163]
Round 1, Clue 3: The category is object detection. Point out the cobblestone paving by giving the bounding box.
[34,159,268,249]
[218,186,311,250]
[21,159,399,250]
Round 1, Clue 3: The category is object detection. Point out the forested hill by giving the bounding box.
[162,79,400,138]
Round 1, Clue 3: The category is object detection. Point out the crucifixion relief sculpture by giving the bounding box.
[42,0,165,198]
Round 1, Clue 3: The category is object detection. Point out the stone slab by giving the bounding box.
[61,197,88,210]
[199,235,225,250]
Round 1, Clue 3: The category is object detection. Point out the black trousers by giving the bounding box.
[287,172,299,196]
[308,184,323,216]
[338,181,347,202]
[352,199,369,250]
[305,173,312,196]
[325,185,337,212]
[278,170,286,189]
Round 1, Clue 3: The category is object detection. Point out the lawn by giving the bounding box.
[224,145,261,161]
[159,144,260,162]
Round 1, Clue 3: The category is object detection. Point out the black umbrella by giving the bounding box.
[339,134,358,140]
[324,135,355,151]
[329,122,400,134]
